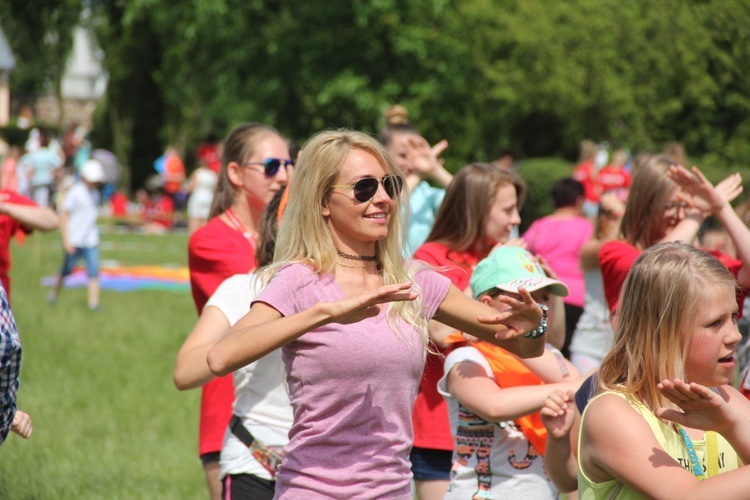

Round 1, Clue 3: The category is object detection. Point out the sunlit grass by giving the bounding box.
[0,230,205,499]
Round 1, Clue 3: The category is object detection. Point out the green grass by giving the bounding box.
[0,229,205,499]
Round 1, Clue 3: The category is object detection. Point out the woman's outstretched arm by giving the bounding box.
[433,285,545,358]
[174,306,230,390]
[207,282,418,375]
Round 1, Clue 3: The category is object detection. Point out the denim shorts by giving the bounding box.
[410,446,453,480]
[60,246,100,278]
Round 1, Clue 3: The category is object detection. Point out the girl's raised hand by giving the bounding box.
[328,282,418,325]
[714,171,743,204]
[667,165,742,215]
[476,286,543,340]
[655,378,736,434]
[405,136,447,178]
[541,389,576,439]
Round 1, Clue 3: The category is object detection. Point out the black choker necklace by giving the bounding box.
[337,249,378,262]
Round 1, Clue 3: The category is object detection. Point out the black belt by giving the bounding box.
[229,415,255,448]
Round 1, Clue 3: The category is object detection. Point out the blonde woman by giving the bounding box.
[207,129,546,498]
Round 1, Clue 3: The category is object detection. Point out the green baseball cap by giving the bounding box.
[470,246,570,299]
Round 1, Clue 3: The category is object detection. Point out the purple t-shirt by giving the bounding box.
[254,263,451,499]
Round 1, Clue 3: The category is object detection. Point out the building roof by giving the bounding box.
[0,24,16,71]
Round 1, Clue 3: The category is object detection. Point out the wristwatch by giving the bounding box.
[523,303,549,339]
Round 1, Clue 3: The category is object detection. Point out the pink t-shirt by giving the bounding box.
[523,216,593,307]
[254,263,451,499]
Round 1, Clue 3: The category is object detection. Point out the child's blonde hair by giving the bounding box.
[598,241,736,412]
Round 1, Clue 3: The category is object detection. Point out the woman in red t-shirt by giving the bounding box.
[187,123,291,500]
[598,154,750,317]
[411,163,526,499]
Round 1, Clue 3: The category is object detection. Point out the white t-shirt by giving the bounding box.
[204,273,293,481]
[62,181,99,248]
[569,267,614,362]
[438,347,558,499]
[187,168,217,219]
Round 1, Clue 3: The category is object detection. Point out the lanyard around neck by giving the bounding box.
[676,425,718,480]
[224,208,255,243]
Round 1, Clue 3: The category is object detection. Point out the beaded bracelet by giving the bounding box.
[523,303,548,339]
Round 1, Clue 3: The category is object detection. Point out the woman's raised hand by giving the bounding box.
[405,135,448,178]
[327,282,418,325]
[656,378,736,434]
[668,165,743,215]
[476,286,543,340]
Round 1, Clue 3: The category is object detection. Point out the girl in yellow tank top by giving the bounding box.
[574,242,750,498]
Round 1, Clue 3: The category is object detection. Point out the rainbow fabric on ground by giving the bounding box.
[42,265,189,292]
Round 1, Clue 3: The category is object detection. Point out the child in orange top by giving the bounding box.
[438,246,582,499]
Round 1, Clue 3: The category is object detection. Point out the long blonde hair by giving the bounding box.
[265,129,430,347]
[597,241,736,413]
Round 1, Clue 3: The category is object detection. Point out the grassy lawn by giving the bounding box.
[0,229,205,499]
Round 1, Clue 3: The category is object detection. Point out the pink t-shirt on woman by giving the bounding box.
[523,216,593,307]
[254,263,451,499]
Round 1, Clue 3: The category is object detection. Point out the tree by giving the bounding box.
[0,0,82,128]
[82,0,750,191]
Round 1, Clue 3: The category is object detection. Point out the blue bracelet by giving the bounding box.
[523,303,548,339]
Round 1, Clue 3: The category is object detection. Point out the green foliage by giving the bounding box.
[0,0,82,118]
[517,158,574,232]
[0,125,29,147]
[6,0,750,187]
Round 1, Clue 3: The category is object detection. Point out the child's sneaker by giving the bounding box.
[47,292,57,305]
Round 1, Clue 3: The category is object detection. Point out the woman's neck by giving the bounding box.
[333,260,383,293]
[469,240,493,260]
[227,200,261,234]
[552,206,581,218]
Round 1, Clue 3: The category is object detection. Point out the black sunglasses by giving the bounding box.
[244,158,294,177]
[331,175,404,203]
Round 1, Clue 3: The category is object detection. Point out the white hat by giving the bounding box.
[81,159,105,183]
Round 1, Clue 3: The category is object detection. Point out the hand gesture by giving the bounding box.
[667,166,742,215]
[327,282,418,325]
[11,410,32,439]
[541,389,576,440]
[714,172,743,204]
[405,136,448,179]
[600,191,626,218]
[655,378,736,434]
[476,286,542,339]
